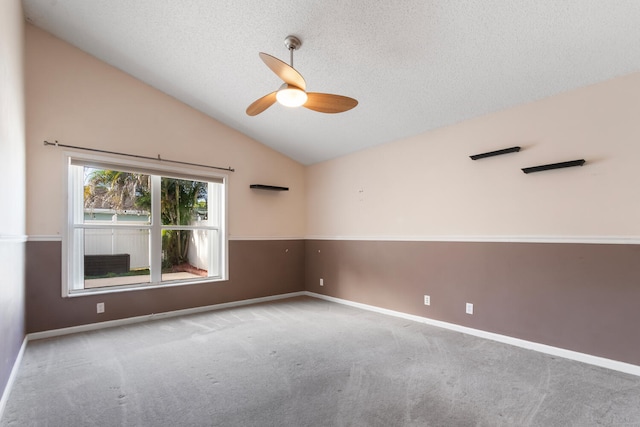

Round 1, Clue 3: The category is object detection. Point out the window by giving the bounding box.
[64,154,227,296]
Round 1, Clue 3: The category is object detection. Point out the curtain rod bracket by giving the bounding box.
[43,140,235,173]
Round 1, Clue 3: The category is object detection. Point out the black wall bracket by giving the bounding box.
[250,184,289,191]
[470,146,521,160]
[521,159,585,174]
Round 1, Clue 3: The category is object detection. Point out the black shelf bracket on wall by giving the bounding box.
[521,159,585,174]
[470,146,521,160]
[250,184,289,191]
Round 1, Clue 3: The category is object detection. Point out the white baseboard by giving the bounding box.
[0,337,27,421]
[305,292,640,377]
[28,291,307,341]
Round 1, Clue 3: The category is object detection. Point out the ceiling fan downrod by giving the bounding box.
[284,35,301,68]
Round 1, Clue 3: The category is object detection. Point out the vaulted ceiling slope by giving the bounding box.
[22,1,640,165]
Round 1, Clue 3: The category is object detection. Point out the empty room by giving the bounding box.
[2,1,640,425]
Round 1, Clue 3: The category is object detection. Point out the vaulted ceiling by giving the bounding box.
[22,1,640,165]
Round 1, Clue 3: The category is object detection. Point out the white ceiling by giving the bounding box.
[22,0,640,165]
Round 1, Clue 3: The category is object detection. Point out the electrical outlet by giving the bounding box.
[319,278,324,286]
[423,295,430,306]
[97,302,105,314]
[466,303,473,315]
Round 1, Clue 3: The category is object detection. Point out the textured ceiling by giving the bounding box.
[22,0,640,165]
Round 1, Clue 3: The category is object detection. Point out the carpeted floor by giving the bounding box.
[2,296,640,426]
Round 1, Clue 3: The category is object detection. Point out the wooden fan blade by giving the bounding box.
[259,52,306,91]
[246,91,277,116]
[303,93,358,114]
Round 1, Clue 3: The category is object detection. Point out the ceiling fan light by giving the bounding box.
[276,86,308,107]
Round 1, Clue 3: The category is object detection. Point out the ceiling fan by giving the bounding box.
[246,35,358,116]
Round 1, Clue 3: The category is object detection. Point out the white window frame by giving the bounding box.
[62,152,228,297]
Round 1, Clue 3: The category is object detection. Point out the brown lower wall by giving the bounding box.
[0,240,25,400]
[305,239,640,366]
[25,239,305,333]
[24,238,640,367]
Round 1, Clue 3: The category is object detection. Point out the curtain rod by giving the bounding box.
[43,140,235,172]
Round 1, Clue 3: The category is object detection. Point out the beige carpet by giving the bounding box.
[2,296,640,426]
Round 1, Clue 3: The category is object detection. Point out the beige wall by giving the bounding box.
[25,19,640,242]
[1,0,26,235]
[307,72,640,239]
[25,24,305,239]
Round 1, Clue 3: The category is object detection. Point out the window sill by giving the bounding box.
[66,276,229,298]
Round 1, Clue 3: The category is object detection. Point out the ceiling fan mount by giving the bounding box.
[246,35,358,116]
[283,35,302,51]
